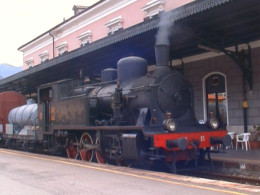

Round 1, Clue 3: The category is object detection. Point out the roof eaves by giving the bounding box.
[172,0,233,21]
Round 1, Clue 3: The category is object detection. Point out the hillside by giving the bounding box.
[0,64,22,79]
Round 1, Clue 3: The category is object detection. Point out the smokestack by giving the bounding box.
[155,11,171,68]
[155,44,169,67]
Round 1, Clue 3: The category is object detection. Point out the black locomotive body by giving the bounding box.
[1,44,231,171]
[34,45,231,168]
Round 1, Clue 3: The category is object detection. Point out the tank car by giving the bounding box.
[1,100,40,150]
[1,44,231,171]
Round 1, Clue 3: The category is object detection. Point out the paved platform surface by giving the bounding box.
[1,148,260,195]
[211,147,260,165]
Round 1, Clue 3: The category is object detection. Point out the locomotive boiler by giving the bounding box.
[1,44,231,171]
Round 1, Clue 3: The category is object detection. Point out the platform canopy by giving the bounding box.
[0,0,259,95]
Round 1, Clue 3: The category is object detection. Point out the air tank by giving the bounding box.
[8,103,38,127]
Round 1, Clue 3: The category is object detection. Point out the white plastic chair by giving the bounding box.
[227,132,235,148]
[236,133,251,151]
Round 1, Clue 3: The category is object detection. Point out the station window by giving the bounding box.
[105,16,123,35]
[141,0,165,19]
[56,42,68,56]
[25,57,34,68]
[78,30,92,46]
[203,73,228,128]
[38,51,49,63]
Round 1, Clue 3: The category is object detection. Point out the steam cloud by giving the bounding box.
[156,11,172,46]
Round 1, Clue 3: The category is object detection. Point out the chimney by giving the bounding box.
[72,5,88,15]
[155,44,169,68]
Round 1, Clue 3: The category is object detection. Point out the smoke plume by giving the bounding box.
[156,11,172,46]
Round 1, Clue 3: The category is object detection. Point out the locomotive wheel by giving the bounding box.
[79,132,94,161]
[102,135,123,165]
[66,134,79,159]
[168,162,177,174]
[95,137,105,164]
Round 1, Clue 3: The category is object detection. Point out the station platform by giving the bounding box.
[211,147,260,165]
[2,148,259,195]
[207,147,260,182]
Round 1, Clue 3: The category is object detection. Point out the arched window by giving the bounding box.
[203,73,228,128]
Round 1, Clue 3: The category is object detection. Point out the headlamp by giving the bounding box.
[209,117,219,129]
[163,118,176,132]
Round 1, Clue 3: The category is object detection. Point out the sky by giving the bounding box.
[0,0,99,67]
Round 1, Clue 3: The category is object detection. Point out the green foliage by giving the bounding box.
[249,125,260,141]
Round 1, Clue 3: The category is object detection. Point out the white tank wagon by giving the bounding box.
[8,104,38,128]
[3,103,42,150]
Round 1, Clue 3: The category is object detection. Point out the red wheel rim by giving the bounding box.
[95,137,105,164]
[66,135,79,159]
[66,145,78,159]
[80,132,94,161]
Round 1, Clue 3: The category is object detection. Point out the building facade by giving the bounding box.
[18,0,193,69]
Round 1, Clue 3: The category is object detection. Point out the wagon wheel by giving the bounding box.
[66,134,79,159]
[79,132,94,161]
[22,141,29,151]
[95,136,105,164]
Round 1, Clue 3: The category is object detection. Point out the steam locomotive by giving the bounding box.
[0,44,231,171]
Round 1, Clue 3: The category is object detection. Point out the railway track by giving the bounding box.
[177,162,260,186]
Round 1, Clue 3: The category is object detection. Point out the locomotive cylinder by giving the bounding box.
[8,103,38,127]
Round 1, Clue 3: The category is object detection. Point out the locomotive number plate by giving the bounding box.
[89,98,97,108]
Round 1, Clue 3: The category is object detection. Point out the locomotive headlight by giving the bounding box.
[163,119,176,132]
[209,118,219,129]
